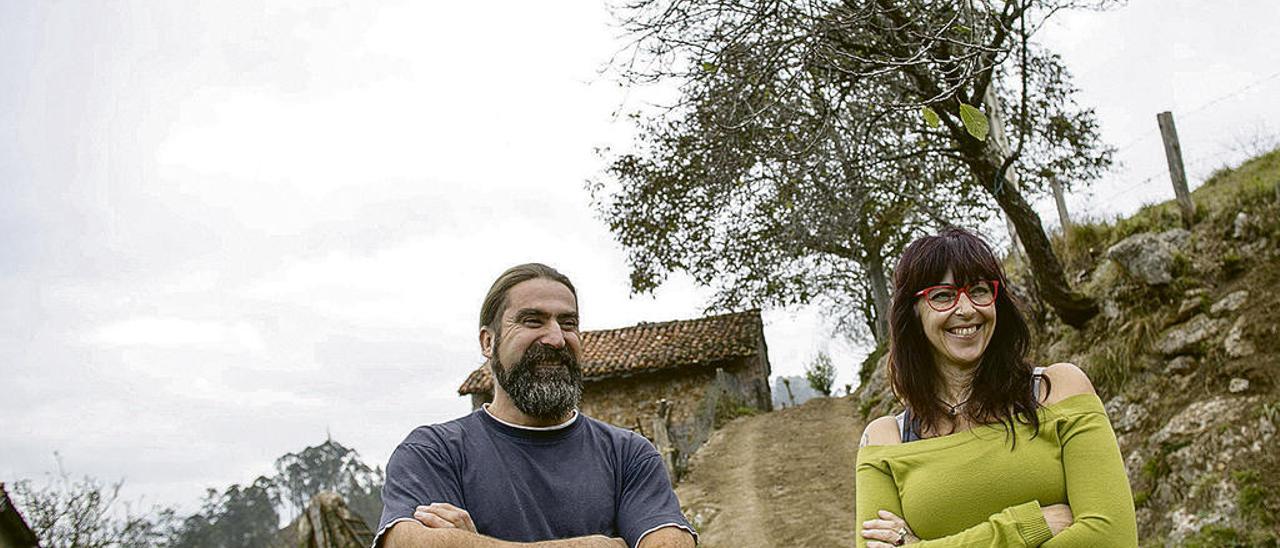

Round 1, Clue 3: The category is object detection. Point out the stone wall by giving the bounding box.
[581,367,718,434]
[582,355,771,475]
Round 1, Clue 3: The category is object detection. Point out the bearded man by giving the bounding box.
[375,263,697,548]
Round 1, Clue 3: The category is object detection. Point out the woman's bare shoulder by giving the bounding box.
[1040,362,1097,405]
[860,415,903,447]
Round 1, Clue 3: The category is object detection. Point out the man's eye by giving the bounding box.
[522,318,542,326]
[561,321,579,330]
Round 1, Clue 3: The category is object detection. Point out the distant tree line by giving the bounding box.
[10,440,383,548]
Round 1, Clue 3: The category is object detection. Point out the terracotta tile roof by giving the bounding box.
[458,309,764,395]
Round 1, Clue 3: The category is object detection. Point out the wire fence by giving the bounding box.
[1082,70,1280,209]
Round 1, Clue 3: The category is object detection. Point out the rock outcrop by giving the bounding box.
[1105,229,1191,285]
[1155,313,1229,356]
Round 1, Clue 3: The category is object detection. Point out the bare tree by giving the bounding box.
[11,460,175,547]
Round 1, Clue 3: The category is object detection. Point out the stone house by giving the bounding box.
[457,309,773,475]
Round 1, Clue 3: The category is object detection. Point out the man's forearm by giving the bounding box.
[636,525,695,548]
[384,521,626,548]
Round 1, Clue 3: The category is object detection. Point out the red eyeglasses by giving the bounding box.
[914,280,1000,312]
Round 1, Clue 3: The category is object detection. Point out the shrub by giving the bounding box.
[858,341,888,387]
[11,468,177,548]
[1182,525,1278,548]
[1221,250,1246,278]
[859,396,883,421]
[1233,469,1274,525]
[714,396,759,428]
[805,352,836,397]
[1085,341,1133,400]
[1133,489,1149,508]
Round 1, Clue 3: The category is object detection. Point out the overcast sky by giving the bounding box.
[3,0,1277,515]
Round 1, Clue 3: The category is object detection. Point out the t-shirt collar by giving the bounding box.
[482,403,579,431]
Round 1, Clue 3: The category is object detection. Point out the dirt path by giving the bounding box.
[676,396,865,547]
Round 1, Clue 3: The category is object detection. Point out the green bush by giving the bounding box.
[1171,251,1194,278]
[1221,250,1246,278]
[1182,525,1278,548]
[1233,469,1274,525]
[714,397,759,427]
[805,352,836,397]
[1085,341,1133,400]
[859,396,883,421]
[1054,219,1115,272]
[1113,202,1182,240]
[1133,489,1149,508]
[858,341,888,387]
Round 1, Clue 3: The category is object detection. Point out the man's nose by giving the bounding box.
[540,323,567,348]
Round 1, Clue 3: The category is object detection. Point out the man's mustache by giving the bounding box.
[520,343,575,365]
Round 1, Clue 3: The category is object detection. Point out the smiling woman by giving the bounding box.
[854,228,1137,547]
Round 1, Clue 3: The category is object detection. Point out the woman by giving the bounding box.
[855,228,1137,547]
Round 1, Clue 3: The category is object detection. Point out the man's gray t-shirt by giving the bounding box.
[375,408,693,547]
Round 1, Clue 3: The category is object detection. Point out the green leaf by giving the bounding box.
[959,103,989,141]
[921,106,941,128]
[701,62,718,73]
[954,24,972,34]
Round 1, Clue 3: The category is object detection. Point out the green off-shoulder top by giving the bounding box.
[855,394,1138,547]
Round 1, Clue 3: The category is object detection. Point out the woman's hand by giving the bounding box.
[862,510,919,547]
[1042,504,1074,535]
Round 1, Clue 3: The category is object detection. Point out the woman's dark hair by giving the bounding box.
[888,227,1046,444]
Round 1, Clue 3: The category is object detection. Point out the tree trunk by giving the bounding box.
[966,142,1098,328]
[863,249,891,343]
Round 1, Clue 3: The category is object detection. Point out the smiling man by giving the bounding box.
[375,263,697,548]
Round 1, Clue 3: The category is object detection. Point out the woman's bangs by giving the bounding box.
[913,234,1002,289]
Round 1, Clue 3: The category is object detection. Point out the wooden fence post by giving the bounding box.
[1157,111,1196,227]
[652,399,677,484]
[1049,179,1070,231]
[1050,177,1071,246]
[984,86,1025,259]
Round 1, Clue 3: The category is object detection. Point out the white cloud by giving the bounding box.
[90,317,265,352]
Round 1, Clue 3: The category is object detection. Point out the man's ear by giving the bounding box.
[479,326,494,359]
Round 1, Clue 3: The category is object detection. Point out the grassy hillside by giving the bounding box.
[1022,148,1280,546]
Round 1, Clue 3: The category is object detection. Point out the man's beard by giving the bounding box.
[491,335,582,421]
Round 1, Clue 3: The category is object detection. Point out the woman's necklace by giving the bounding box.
[941,397,970,416]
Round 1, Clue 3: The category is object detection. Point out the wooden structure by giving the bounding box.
[272,492,373,548]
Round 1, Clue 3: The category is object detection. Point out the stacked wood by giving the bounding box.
[274,492,373,548]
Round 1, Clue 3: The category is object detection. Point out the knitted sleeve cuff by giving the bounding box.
[1009,500,1053,546]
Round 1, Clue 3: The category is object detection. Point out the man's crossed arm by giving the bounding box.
[381,503,694,548]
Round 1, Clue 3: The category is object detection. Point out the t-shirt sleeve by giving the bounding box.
[616,439,696,547]
[373,440,465,548]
